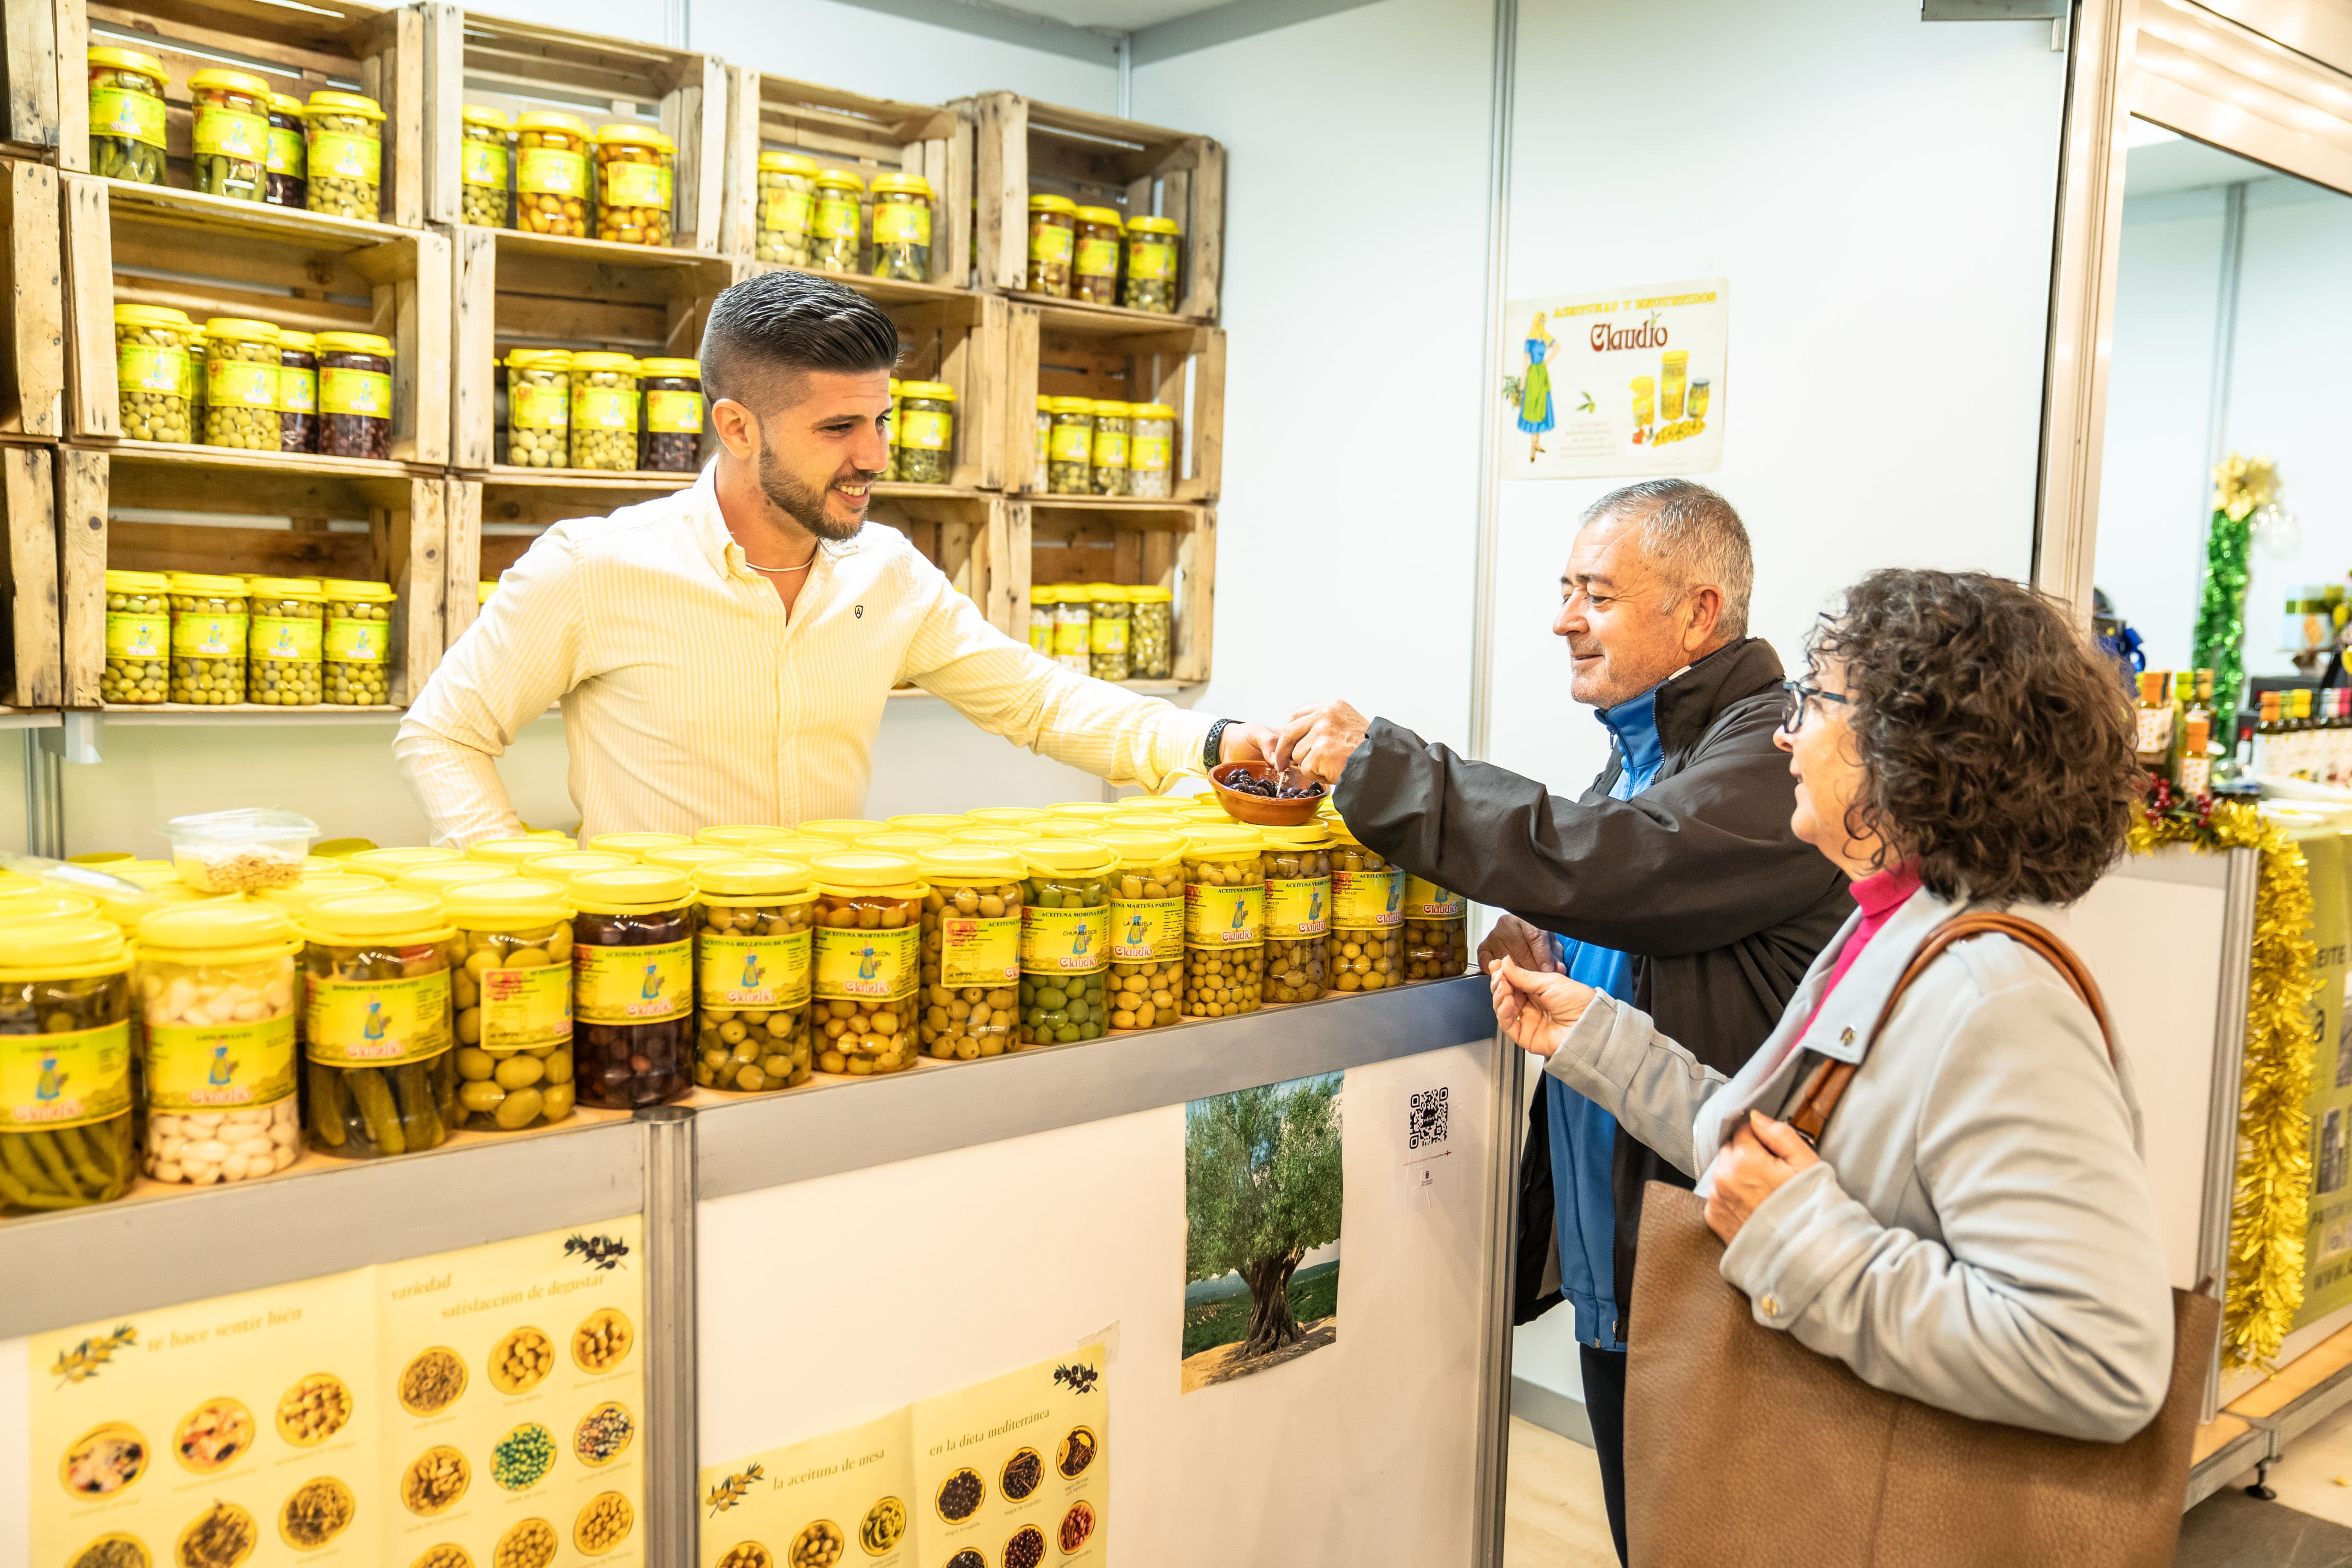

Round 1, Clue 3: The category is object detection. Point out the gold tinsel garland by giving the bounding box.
[2130,797,2317,1367]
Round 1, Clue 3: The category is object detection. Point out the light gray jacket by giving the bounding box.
[1542,883,2176,1442]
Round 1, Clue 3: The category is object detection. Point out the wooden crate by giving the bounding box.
[56,441,446,708]
[1022,496,1213,685]
[1,159,64,437]
[3,0,67,162]
[1,442,65,706]
[717,66,970,285]
[419,3,725,251]
[959,92,1223,322]
[61,174,452,461]
[1000,300,1222,501]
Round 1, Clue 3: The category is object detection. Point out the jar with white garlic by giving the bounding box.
[134,901,305,1185]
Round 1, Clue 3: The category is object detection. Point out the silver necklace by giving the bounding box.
[743,548,820,575]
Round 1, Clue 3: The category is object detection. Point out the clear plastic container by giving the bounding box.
[1027,194,1077,296]
[87,46,168,186]
[1327,817,1403,993]
[316,331,394,460]
[247,575,324,706]
[812,169,864,273]
[299,892,459,1159]
[134,901,303,1185]
[1128,585,1173,679]
[895,380,953,485]
[1028,583,1057,655]
[168,571,249,705]
[638,358,702,472]
[809,852,926,1075]
[515,111,591,238]
[0,919,135,1212]
[1123,215,1181,314]
[504,349,571,468]
[869,172,932,281]
[1092,829,1185,1031]
[593,123,674,246]
[916,846,1024,1061]
[460,105,513,227]
[568,868,694,1107]
[202,317,281,451]
[1402,875,1468,982]
[303,90,383,220]
[1261,824,1333,1004]
[1047,398,1094,495]
[1129,402,1175,500]
[1051,587,1091,674]
[1179,823,1264,1017]
[101,568,170,705]
[444,879,578,1131]
[190,70,270,202]
[755,151,818,265]
[1089,400,1130,497]
[278,329,318,454]
[1032,395,1052,491]
[1013,839,1113,1048]
[320,578,394,705]
[264,93,307,208]
[165,808,318,893]
[570,352,639,471]
[1087,584,1130,681]
[112,304,193,443]
[692,859,816,1091]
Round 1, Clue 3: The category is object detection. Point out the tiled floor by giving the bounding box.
[2255,1394,2352,1526]
[1504,1416,1619,1567]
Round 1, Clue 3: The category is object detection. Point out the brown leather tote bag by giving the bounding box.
[1621,913,2221,1568]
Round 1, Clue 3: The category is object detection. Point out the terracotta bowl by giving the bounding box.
[1207,762,1325,827]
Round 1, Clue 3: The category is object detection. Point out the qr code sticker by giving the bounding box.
[1408,1087,1449,1150]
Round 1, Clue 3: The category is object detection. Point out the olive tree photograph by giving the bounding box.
[1181,1071,1343,1393]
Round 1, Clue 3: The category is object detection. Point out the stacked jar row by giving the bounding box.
[1027,585,1174,681]
[459,107,678,246]
[753,154,938,281]
[87,48,384,218]
[1034,397,1177,498]
[101,571,396,708]
[113,307,395,459]
[1023,197,1184,313]
[501,351,706,472]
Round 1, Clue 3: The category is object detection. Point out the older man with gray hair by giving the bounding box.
[1278,478,1849,1563]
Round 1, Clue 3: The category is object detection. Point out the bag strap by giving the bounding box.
[1783,912,2115,1146]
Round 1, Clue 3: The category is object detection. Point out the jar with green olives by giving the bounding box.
[568,867,694,1106]
[1261,824,1333,1004]
[516,111,590,237]
[113,304,193,443]
[808,852,926,1075]
[277,329,317,453]
[461,105,513,227]
[1028,583,1058,654]
[691,859,816,1091]
[1074,206,1123,306]
[1128,584,1173,679]
[301,892,460,1159]
[1402,875,1468,981]
[1027,194,1077,296]
[915,846,1023,1061]
[593,123,674,245]
[1032,396,1052,491]
[168,572,248,705]
[0,919,136,1212]
[1180,824,1264,1017]
[869,172,933,281]
[320,578,394,705]
[102,569,169,704]
[1087,584,1131,681]
[1089,400,1130,496]
[264,93,306,207]
[317,331,394,459]
[570,352,639,471]
[444,879,578,1131]
[303,90,383,218]
[1124,215,1182,313]
[191,70,270,201]
[1328,817,1403,993]
[1129,402,1175,500]
[1047,397,1094,494]
[755,151,818,264]
[895,381,953,485]
[503,349,570,467]
[1093,829,1185,1030]
[202,316,281,451]
[87,47,167,186]
[1013,840,1113,1047]
[812,169,864,273]
[247,576,324,706]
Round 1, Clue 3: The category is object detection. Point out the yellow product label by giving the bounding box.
[279,365,317,414]
[872,202,929,244]
[898,409,951,451]
[310,131,376,181]
[574,384,631,431]
[117,341,182,394]
[1185,883,1263,946]
[320,366,390,418]
[3,1022,131,1129]
[251,615,323,661]
[207,356,276,409]
[324,617,386,663]
[1091,429,1128,468]
[304,971,452,1067]
[1076,237,1120,278]
[1129,239,1176,280]
[463,140,508,187]
[574,939,691,1024]
[1030,222,1075,263]
[1265,877,1330,939]
[266,124,305,175]
[1035,420,1050,462]
[105,612,164,660]
[1110,897,1184,961]
[144,1014,297,1111]
[1331,867,1403,928]
[1131,434,1171,474]
[762,189,813,234]
[603,161,670,210]
[698,930,812,1009]
[1051,619,1088,656]
[518,146,585,195]
[171,611,245,658]
[1020,906,1110,975]
[1401,876,1463,920]
[813,926,918,1004]
[815,196,861,239]
[479,965,572,1051]
[939,916,1020,989]
[91,88,166,147]
[1049,423,1093,463]
[1028,619,1053,653]
[1088,617,1127,654]
[512,382,568,430]
[646,389,702,433]
[193,104,265,159]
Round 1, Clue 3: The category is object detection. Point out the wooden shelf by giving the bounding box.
[490,226,735,274]
[88,179,419,252]
[1016,292,1215,336]
[102,439,441,483]
[96,704,407,723]
[732,258,982,309]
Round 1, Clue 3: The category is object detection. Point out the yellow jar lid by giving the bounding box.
[1016,837,1118,879]
[256,873,389,913]
[1111,793,1196,811]
[306,90,383,122]
[300,856,350,875]
[1074,205,1124,226]
[303,891,452,945]
[589,832,693,858]
[135,900,300,960]
[886,814,971,835]
[202,317,281,344]
[1127,214,1181,236]
[808,851,923,893]
[1029,584,1063,605]
[0,917,130,979]
[317,579,395,602]
[440,876,573,927]
[1046,802,1124,820]
[1088,400,1131,418]
[1176,823,1261,856]
[638,358,700,377]
[758,151,818,176]
[112,305,192,331]
[569,351,639,372]
[889,378,902,396]
[529,850,636,878]
[1082,583,1127,601]
[752,835,847,866]
[267,94,305,117]
[1259,822,1334,852]
[795,818,891,841]
[278,330,317,352]
[523,829,575,843]
[0,889,100,920]
[1322,810,1370,847]
[397,862,517,897]
[815,168,865,192]
[348,847,463,877]
[103,569,171,594]
[594,122,674,152]
[963,807,1053,827]
[898,381,954,401]
[68,852,133,866]
[871,172,932,198]
[517,110,588,136]
[1085,828,1186,870]
[190,69,272,98]
[568,866,690,912]
[1102,814,1185,834]
[694,857,814,898]
[697,825,789,851]
[166,572,248,595]
[917,845,1025,883]
[952,825,1035,848]
[89,45,168,79]
[1047,396,1096,414]
[860,831,952,856]
[505,348,572,369]
[478,580,498,603]
[1132,402,1177,419]
[462,105,513,130]
[645,845,744,875]
[1128,584,1173,602]
[1028,193,1077,214]
[1036,395,1055,411]
[248,575,322,602]
[316,331,394,356]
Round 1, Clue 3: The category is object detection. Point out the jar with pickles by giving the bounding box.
[134,902,303,1185]
[570,352,639,471]
[515,111,591,237]
[1129,584,1173,679]
[808,852,925,1075]
[0,919,135,1212]
[278,329,318,453]
[1261,824,1333,1004]
[191,70,270,201]
[1129,402,1175,500]
[1124,215,1182,313]
[202,317,281,451]
[1027,194,1077,297]
[593,124,674,245]
[247,576,324,706]
[690,859,815,1091]
[566,868,692,1106]
[113,304,193,443]
[168,572,248,705]
[304,90,384,218]
[87,47,168,186]
[301,892,459,1159]
[444,879,577,1131]
[102,569,169,705]
[316,331,394,459]
[895,381,953,485]
[915,846,1023,1061]
[755,151,818,264]
[1179,824,1264,1017]
[1401,875,1468,981]
[1089,400,1130,495]
[262,93,307,206]
[1014,840,1113,1047]
[460,105,512,227]
[1087,584,1130,681]
[812,169,864,272]
[320,578,394,705]
[1328,817,1402,993]
[870,172,932,281]
[1094,829,1185,1030]
[503,349,570,467]
[638,358,702,472]
[1047,398,1094,494]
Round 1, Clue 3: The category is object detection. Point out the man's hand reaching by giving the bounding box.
[1273,700,1371,786]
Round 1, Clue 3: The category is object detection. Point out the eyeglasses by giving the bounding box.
[1778,679,1851,734]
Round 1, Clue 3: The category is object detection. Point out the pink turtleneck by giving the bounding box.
[1803,860,1924,1032]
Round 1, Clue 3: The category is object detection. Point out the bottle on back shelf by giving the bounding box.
[2175,712,2212,798]
[2134,671,2175,773]
[2248,690,2283,780]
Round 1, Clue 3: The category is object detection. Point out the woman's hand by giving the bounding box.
[1705,1111,1821,1243]
[1488,956,1597,1059]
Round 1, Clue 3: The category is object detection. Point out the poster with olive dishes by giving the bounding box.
[33,1217,644,1568]
[698,1345,1107,1568]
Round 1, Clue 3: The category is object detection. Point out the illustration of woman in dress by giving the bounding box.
[1518,313,1557,460]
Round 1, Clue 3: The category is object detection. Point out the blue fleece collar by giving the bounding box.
[1596,687,1664,789]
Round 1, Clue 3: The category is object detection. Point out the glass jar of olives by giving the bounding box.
[1128,585,1173,679]
[1074,205,1123,306]
[460,105,512,227]
[134,901,304,1185]
[247,576,324,706]
[316,331,394,459]
[516,111,591,237]
[1327,817,1402,993]
[0,918,136,1212]
[915,846,1023,1062]
[1029,583,1056,654]
[691,859,816,1092]
[276,329,317,453]
[1124,215,1182,313]
[1026,193,1077,297]
[264,93,307,207]
[1047,398,1094,495]
[299,892,460,1159]
[808,852,926,1076]
[1089,400,1130,497]
[812,168,864,272]
[1087,584,1130,681]
[1092,829,1185,1031]
[1032,396,1052,491]
[320,578,394,705]
[303,90,383,219]
[593,123,674,245]
[443,878,578,1131]
[113,304,193,443]
[87,47,168,187]
[895,381,954,485]
[755,151,818,264]
[1402,875,1468,981]
[569,352,639,471]
[869,171,933,281]
[1179,823,1264,1017]
[503,349,570,468]
[567,867,694,1107]
[638,358,703,473]
[1014,839,1114,1048]
[191,69,271,201]
[102,568,169,705]
[1261,824,1333,1004]
[202,316,281,451]
[1129,403,1175,500]
[168,572,248,705]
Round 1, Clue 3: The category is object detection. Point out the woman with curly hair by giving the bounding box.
[1489,568,2175,1442]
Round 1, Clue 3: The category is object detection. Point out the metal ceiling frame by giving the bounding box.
[792,0,1387,67]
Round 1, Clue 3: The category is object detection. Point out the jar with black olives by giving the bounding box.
[1327,816,1403,993]
[1027,194,1077,297]
[1089,400,1130,496]
[304,90,384,219]
[101,569,170,705]
[895,381,953,485]
[755,151,818,264]
[87,47,168,187]
[869,172,933,281]
[191,70,270,201]
[247,576,324,706]
[1014,839,1114,1048]
[1128,584,1173,679]
[503,349,570,468]
[915,846,1023,1062]
[460,105,513,227]
[168,572,247,705]
[808,852,926,1075]
[567,867,694,1107]
[1047,397,1094,495]
[277,329,317,453]
[812,169,864,272]
[1124,215,1182,313]
[1261,824,1333,1003]
[515,111,590,237]
[1402,875,1468,981]
[1180,823,1264,1018]
[0,919,136,1212]
[202,317,281,451]
[1074,205,1123,305]
[320,578,394,705]
[264,93,306,207]
[593,123,674,246]
[693,859,816,1091]
[316,331,394,459]
[113,304,193,443]
[1087,584,1130,681]
[637,358,703,473]
[1092,828,1185,1031]
[301,892,460,1159]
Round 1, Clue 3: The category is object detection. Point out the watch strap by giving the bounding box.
[1203,717,1231,772]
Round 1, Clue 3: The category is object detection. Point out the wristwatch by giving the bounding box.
[1203,718,1232,773]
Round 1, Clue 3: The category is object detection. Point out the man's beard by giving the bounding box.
[757,440,871,542]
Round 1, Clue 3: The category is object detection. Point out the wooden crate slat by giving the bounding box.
[442,470,478,641]
[2,159,65,437]
[56,442,106,707]
[1,444,63,705]
[3,0,63,158]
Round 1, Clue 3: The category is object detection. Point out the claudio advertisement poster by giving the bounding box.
[1501,277,1728,479]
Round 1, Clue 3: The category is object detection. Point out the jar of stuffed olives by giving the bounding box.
[1180,823,1264,1017]
[1089,400,1130,496]
[1014,839,1114,1047]
[870,171,933,281]
[300,892,459,1159]
[690,859,815,1091]
[808,852,926,1075]
[755,151,818,264]
[247,576,324,706]
[638,358,702,472]
[1327,817,1403,993]
[593,123,674,245]
[317,331,393,458]
[191,70,270,201]
[1050,586,1090,674]
[1129,403,1175,500]
[134,901,304,1186]
[503,349,570,468]
[895,381,953,485]
[0,918,136,1212]
[460,105,512,227]
[87,47,168,187]
[1047,397,1094,495]
[264,94,306,207]
[277,329,317,453]
[1087,584,1131,681]
[443,878,578,1131]
[1091,829,1185,1030]
[1028,583,1057,655]
[167,572,247,705]
[812,169,864,272]
[1261,824,1333,1004]
[1128,584,1173,679]
[320,578,394,705]
[516,111,591,237]
[567,867,693,1107]
[1124,215,1182,313]
[914,846,1022,1062]
[570,352,639,471]
[303,90,383,219]
[1074,206,1123,306]
[1032,396,1052,491]
[1027,194,1077,297]
[1402,875,1468,981]
[113,304,193,443]
[202,317,281,451]
[102,569,169,705]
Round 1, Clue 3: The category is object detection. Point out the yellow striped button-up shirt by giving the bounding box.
[394,468,1216,846]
